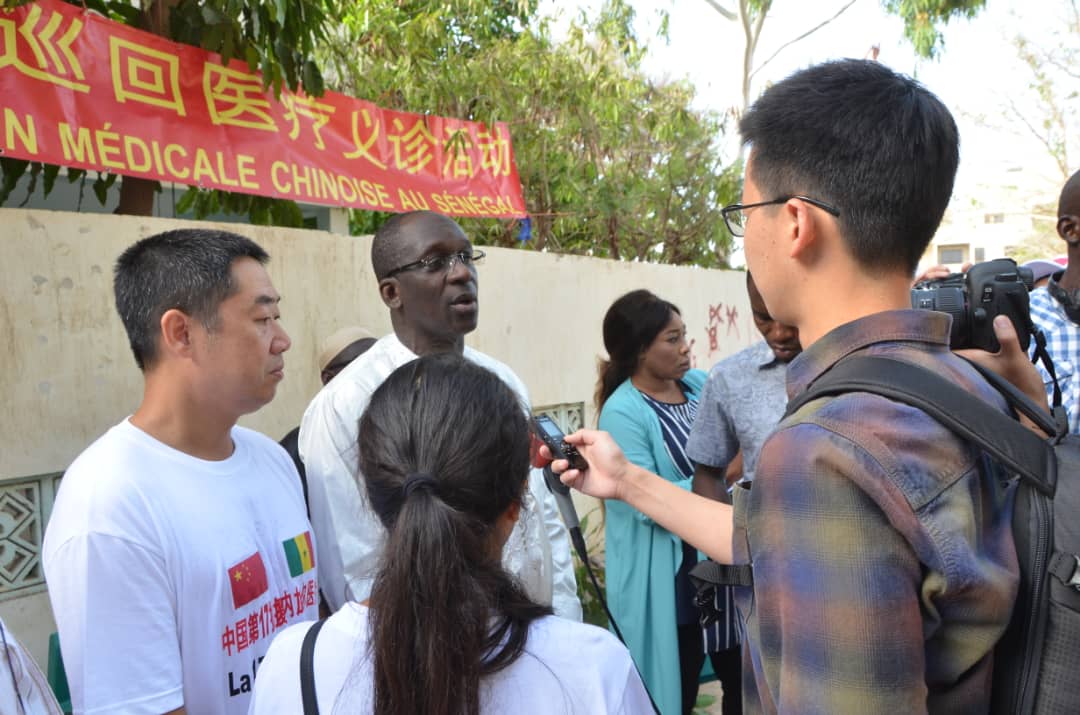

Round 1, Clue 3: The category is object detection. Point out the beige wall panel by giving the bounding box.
[0,207,757,663]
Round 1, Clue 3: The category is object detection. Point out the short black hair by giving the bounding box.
[113,228,269,370]
[1059,169,1080,217]
[371,211,459,280]
[740,59,959,275]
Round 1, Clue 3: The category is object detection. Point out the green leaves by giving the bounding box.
[42,163,61,197]
[176,186,305,226]
[91,172,117,205]
[0,159,29,205]
[162,0,337,97]
[331,0,739,266]
[0,159,69,205]
[882,0,986,59]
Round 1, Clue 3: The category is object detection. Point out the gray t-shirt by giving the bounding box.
[685,340,789,482]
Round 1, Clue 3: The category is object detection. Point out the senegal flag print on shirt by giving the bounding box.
[282,531,315,578]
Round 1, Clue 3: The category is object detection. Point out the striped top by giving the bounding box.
[641,386,741,652]
[639,388,697,479]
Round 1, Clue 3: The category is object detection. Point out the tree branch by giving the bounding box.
[702,0,737,22]
[1006,97,1070,182]
[1044,53,1080,81]
[750,0,860,80]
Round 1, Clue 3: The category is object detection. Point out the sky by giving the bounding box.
[544,0,1077,223]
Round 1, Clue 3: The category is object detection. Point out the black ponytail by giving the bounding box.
[358,353,551,715]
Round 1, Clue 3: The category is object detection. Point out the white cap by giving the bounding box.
[317,326,375,372]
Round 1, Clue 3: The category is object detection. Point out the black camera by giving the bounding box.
[911,258,1034,353]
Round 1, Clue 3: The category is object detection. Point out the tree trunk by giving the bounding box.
[115,178,158,215]
[114,0,181,216]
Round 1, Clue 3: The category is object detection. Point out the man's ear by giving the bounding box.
[159,308,194,359]
[1058,215,1079,245]
[787,199,820,261]
[378,278,402,309]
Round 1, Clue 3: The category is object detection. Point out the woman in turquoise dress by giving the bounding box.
[596,290,739,715]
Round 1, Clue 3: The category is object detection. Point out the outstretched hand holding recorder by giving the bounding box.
[541,427,736,567]
[530,414,588,472]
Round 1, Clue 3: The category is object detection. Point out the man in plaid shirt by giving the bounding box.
[551,59,1023,714]
[1029,170,1080,433]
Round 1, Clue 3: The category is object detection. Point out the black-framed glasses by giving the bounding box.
[721,196,840,238]
[385,249,486,278]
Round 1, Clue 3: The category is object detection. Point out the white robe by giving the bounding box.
[298,334,582,619]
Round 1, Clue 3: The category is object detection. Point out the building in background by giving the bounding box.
[920,164,1064,273]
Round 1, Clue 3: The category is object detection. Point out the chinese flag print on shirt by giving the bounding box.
[282,531,315,578]
[228,552,269,609]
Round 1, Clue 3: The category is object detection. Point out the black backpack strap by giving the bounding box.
[784,356,1056,496]
[1030,328,1063,410]
[689,560,753,631]
[689,559,753,589]
[300,618,327,715]
[960,357,1068,439]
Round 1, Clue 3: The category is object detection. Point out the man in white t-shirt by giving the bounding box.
[43,229,317,715]
[299,211,581,618]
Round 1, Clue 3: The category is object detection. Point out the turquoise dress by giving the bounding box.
[598,369,707,715]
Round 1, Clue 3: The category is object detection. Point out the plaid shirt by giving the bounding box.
[1028,285,1080,433]
[732,310,1018,714]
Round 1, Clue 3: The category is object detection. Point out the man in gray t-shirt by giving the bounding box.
[687,273,801,499]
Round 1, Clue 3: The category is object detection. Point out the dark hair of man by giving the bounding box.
[113,228,269,371]
[595,289,681,411]
[1059,169,1080,217]
[371,210,456,280]
[739,59,959,275]
[358,353,551,715]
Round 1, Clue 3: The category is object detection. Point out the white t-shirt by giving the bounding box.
[248,604,653,714]
[43,419,318,715]
[298,334,581,619]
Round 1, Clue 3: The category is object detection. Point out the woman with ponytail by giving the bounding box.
[249,353,651,715]
[597,290,737,715]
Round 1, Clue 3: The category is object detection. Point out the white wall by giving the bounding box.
[0,208,755,667]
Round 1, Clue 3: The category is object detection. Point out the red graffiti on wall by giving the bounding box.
[726,305,740,338]
[706,303,724,355]
[705,302,742,356]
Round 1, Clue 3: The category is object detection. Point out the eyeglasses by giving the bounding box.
[385,250,486,278]
[721,196,840,238]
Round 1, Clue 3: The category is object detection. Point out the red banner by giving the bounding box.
[0,0,526,217]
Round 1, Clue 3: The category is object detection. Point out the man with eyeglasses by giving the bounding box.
[548,60,1027,713]
[299,210,581,620]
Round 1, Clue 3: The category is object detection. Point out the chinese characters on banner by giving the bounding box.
[0,0,527,218]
